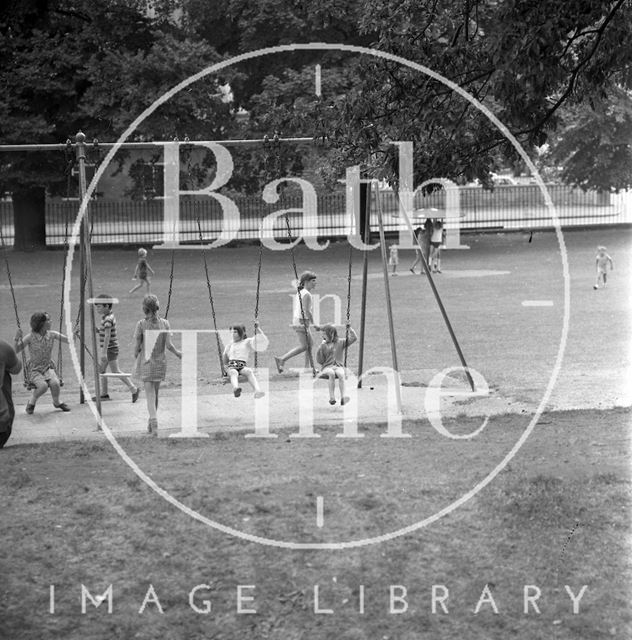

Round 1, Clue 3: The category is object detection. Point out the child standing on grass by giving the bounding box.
[222,322,268,399]
[14,312,71,414]
[388,243,399,276]
[429,219,445,273]
[129,248,154,295]
[94,294,139,403]
[316,323,358,405]
[594,246,614,289]
[133,295,181,436]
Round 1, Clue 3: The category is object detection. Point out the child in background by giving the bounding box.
[222,322,268,399]
[129,248,154,295]
[133,295,181,435]
[594,246,614,289]
[14,312,71,414]
[316,323,358,405]
[388,243,399,276]
[429,219,445,273]
[94,294,139,403]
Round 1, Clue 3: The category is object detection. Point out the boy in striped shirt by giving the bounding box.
[94,294,139,402]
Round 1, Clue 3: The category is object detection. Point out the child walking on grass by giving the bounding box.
[129,248,154,295]
[14,312,71,414]
[316,323,358,405]
[94,294,139,403]
[594,246,614,289]
[222,322,268,399]
[133,295,181,436]
[388,243,399,276]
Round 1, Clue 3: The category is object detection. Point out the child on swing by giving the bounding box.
[14,312,71,414]
[222,322,268,399]
[316,323,358,405]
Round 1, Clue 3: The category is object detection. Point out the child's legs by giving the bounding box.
[129,281,143,294]
[334,366,346,396]
[108,358,136,391]
[242,367,261,393]
[143,381,158,418]
[99,359,109,394]
[280,328,311,362]
[227,368,240,389]
[143,277,151,294]
[30,381,48,404]
[48,372,61,404]
[322,369,336,399]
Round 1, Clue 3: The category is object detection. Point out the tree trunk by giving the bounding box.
[12,187,46,250]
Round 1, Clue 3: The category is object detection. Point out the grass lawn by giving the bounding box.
[1,226,630,639]
[1,408,630,639]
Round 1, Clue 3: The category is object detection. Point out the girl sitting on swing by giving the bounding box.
[316,323,358,405]
[14,312,71,414]
[222,322,268,399]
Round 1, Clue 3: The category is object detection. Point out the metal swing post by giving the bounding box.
[373,180,403,414]
[75,131,103,419]
[355,180,371,387]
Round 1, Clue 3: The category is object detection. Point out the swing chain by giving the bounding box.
[164,250,175,320]
[196,218,226,376]
[343,245,353,369]
[253,241,263,368]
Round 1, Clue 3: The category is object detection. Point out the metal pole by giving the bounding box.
[75,131,102,419]
[0,137,315,152]
[373,181,402,414]
[397,192,476,392]
[356,182,371,387]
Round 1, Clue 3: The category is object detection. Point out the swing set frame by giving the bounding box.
[0,131,474,425]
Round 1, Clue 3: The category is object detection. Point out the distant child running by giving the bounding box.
[129,248,154,294]
[133,295,181,436]
[388,244,399,276]
[429,219,445,273]
[409,218,432,274]
[316,323,358,405]
[14,312,71,414]
[222,322,268,399]
[594,246,614,289]
[94,294,139,403]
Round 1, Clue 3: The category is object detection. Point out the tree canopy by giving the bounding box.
[1,0,631,207]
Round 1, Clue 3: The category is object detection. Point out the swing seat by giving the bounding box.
[100,372,132,379]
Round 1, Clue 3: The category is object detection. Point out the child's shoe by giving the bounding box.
[341,396,350,406]
[234,387,242,398]
[148,418,158,436]
[254,391,265,399]
[25,403,35,414]
[274,357,284,374]
[329,399,336,405]
[54,403,71,412]
[131,388,140,403]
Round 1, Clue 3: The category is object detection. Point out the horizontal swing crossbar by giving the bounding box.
[0,137,314,152]
[100,372,132,378]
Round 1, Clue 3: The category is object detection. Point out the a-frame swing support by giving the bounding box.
[354,178,476,403]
